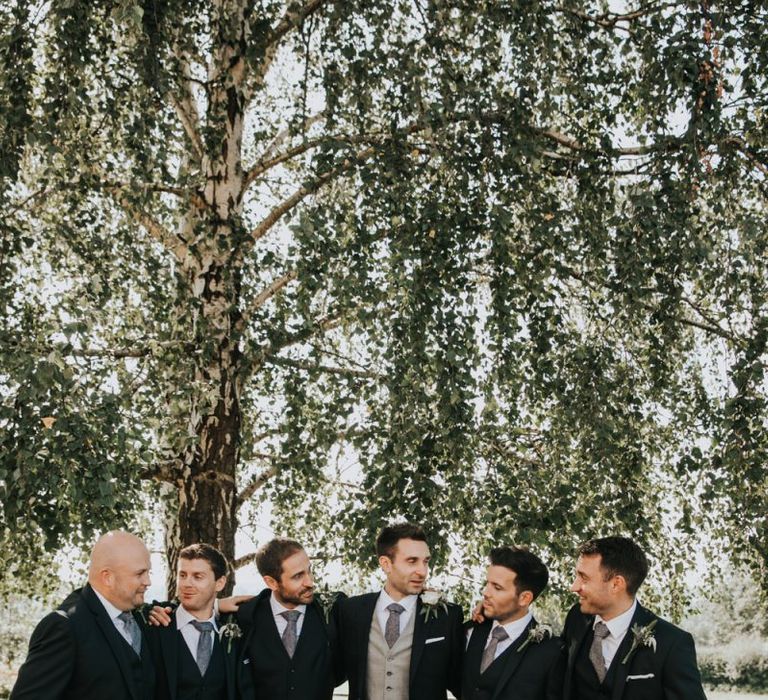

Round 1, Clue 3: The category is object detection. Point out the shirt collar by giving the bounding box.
[492,611,533,643]
[378,588,419,614]
[177,603,218,632]
[92,587,127,621]
[595,599,637,639]
[269,592,306,618]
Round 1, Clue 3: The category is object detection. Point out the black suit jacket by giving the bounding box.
[462,618,565,700]
[561,602,707,700]
[337,591,464,700]
[237,589,343,700]
[10,583,155,700]
[146,610,252,700]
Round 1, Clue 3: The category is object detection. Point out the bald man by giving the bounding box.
[11,531,157,700]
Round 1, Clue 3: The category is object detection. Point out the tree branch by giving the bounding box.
[233,552,258,569]
[249,146,376,242]
[237,466,277,506]
[254,0,334,85]
[266,354,381,379]
[168,51,205,160]
[556,2,675,30]
[242,270,299,325]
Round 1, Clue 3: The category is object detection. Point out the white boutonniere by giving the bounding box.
[313,587,341,623]
[622,619,657,664]
[218,614,242,653]
[517,624,553,652]
[419,589,448,622]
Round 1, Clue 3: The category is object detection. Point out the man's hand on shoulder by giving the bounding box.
[148,605,174,627]
[218,594,254,614]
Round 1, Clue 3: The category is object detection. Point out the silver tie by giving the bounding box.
[480,626,509,673]
[117,611,142,656]
[280,610,301,658]
[589,621,611,682]
[191,620,214,675]
[384,603,405,648]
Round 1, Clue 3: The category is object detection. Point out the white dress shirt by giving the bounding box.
[93,588,137,648]
[375,589,418,637]
[176,604,218,659]
[466,611,533,660]
[270,593,307,638]
[594,599,637,668]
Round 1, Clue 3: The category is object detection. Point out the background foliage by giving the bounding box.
[0,0,766,602]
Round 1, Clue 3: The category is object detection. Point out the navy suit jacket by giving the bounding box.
[462,617,565,700]
[562,602,707,700]
[11,583,155,700]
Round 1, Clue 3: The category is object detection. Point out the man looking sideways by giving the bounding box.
[11,531,155,700]
[463,546,564,700]
[336,522,464,700]
[562,536,706,700]
[148,543,252,700]
[234,537,343,700]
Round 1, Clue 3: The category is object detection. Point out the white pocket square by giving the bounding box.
[425,636,445,644]
[626,673,654,680]
[242,659,250,665]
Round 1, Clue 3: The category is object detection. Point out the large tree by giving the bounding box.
[1,0,766,600]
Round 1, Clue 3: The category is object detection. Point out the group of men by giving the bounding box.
[10,523,707,700]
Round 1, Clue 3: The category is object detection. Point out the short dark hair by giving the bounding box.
[179,543,228,580]
[376,523,427,559]
[578,536,649,597]
[255,538,305,580]
[488,546,549,600]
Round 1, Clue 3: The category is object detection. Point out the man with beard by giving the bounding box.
[234,537,343,700]
[562,536,706,700]
[463,546,564,700]
[336,523,464,700]
[11,531,156,700]
[148,543,253,700]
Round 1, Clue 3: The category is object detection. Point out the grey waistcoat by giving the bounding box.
[365,607,416,700]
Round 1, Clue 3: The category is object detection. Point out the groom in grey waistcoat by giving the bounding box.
[336,523,464,700]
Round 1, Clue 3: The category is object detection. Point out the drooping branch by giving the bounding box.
[254,0,335,85]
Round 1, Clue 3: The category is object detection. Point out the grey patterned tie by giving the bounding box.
[480,625,509,673]
[384,603,405,648]
[117,611,142,656]
[191,620,214,675]
[589,620,611,682]
[280,610,301,658]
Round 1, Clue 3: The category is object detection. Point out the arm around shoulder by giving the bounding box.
[10,611,76,700]
[661,628,707,700]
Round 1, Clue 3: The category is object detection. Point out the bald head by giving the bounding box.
[88,531,151,611]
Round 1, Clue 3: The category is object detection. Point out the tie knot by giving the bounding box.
[386,603,405,615]
[593,621,610,640]
[491,626,509,641]
[118,611,134,624]
[191,620,214,633]
[281,610,301,623]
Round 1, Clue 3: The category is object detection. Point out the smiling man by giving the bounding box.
[336,522,464,700]
[11,531,156,700]
[234,537,344,700]
[562,536,706,700]
[148,543,251,700]
[463,546,564,700]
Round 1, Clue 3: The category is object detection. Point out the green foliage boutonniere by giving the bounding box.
[517,624,553,652]
[622,619,658,664]
[218,614,242,653]
[419,589,448,622]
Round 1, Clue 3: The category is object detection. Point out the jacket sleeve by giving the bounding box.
[328,592,348,687]
[545,640,567,700]
[10,612,75,700]
[446,604,464,699]
[661,630,707,700]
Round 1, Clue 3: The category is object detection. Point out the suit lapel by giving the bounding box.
[567,612,592,675]
[220,617,236,700]
[611,604,656,700]
[358,593,378,692]
[491,618,536,700]
[84,585,140,700]
[408,598,426,686]
[160,616,180,700]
